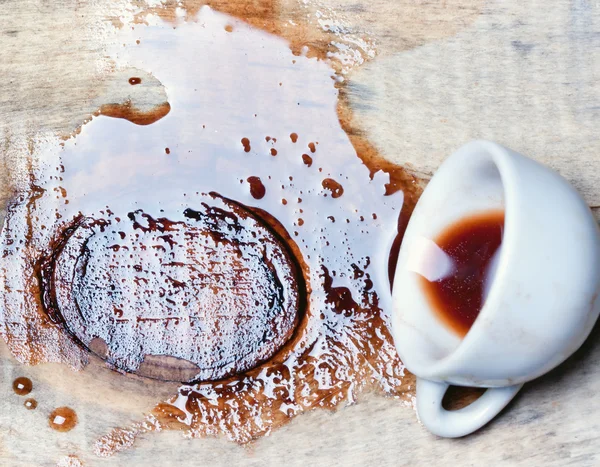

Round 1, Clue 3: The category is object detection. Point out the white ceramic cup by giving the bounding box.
[391,140,600,438]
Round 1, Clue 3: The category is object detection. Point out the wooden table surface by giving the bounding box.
[1,0,599,466]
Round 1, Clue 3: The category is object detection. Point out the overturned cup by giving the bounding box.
[391,140,600,437]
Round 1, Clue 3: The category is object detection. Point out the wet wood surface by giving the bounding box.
[1,0,600,466]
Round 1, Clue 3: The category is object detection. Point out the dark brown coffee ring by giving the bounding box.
[40,194,303,383]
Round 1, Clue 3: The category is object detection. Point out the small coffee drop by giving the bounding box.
[322,178,344,198]
[49,407,78,432]
[24,398,37,410]
[302,154,313,167]
[12,377,32,396]
[247,176,266,200]
[128,77,142,85]
[241,137,251,152]
[290,133,298,143]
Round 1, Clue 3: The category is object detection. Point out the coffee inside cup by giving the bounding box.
[417,210,504,336]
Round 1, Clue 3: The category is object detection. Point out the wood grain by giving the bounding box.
[1,0,599,466]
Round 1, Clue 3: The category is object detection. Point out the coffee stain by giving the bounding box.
[39,195,302,383]
[0,8,420,455]
[0,0,487,460]
[98,101,171,126]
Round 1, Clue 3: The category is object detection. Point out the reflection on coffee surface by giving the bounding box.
[0,5,421,456]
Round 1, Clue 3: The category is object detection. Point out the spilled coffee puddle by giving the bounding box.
[0,6,420,456]
[42,194,302,382]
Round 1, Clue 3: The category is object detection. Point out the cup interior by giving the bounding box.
[393,143,508,369]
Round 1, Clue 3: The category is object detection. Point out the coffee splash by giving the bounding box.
[0,5,419,456]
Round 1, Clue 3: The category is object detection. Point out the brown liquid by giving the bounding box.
[128,77,142,85]
[40,194,301,382]
[302,154,313,167]
[165,147,170,154]
[98,101,171,126]
[241,137,251,152]
[290,133,298,143]
[322,178,344,198]
[421,211,504,336]
[12,377,33,396]
[247,176,266,200]
[49,407,78,432]
[24,398,37,410]
[0,4,426,456]
[388,208,413,290]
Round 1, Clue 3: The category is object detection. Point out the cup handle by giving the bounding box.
[416,378,523,438]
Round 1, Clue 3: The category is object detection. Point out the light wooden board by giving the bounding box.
[1,0,599,466]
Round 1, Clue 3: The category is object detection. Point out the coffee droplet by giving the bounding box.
[302,154,313,167]
[13,377,32,396]
[247,176,266,200]
[49,407,78,432]
[224,24,233,32]
[241,137,251,152]
[322,178,344,198]
[128,77,142,85]
[270,148,278,156]
[0,9,425,451]
[24,398,37,410]
[165,147,170,155]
